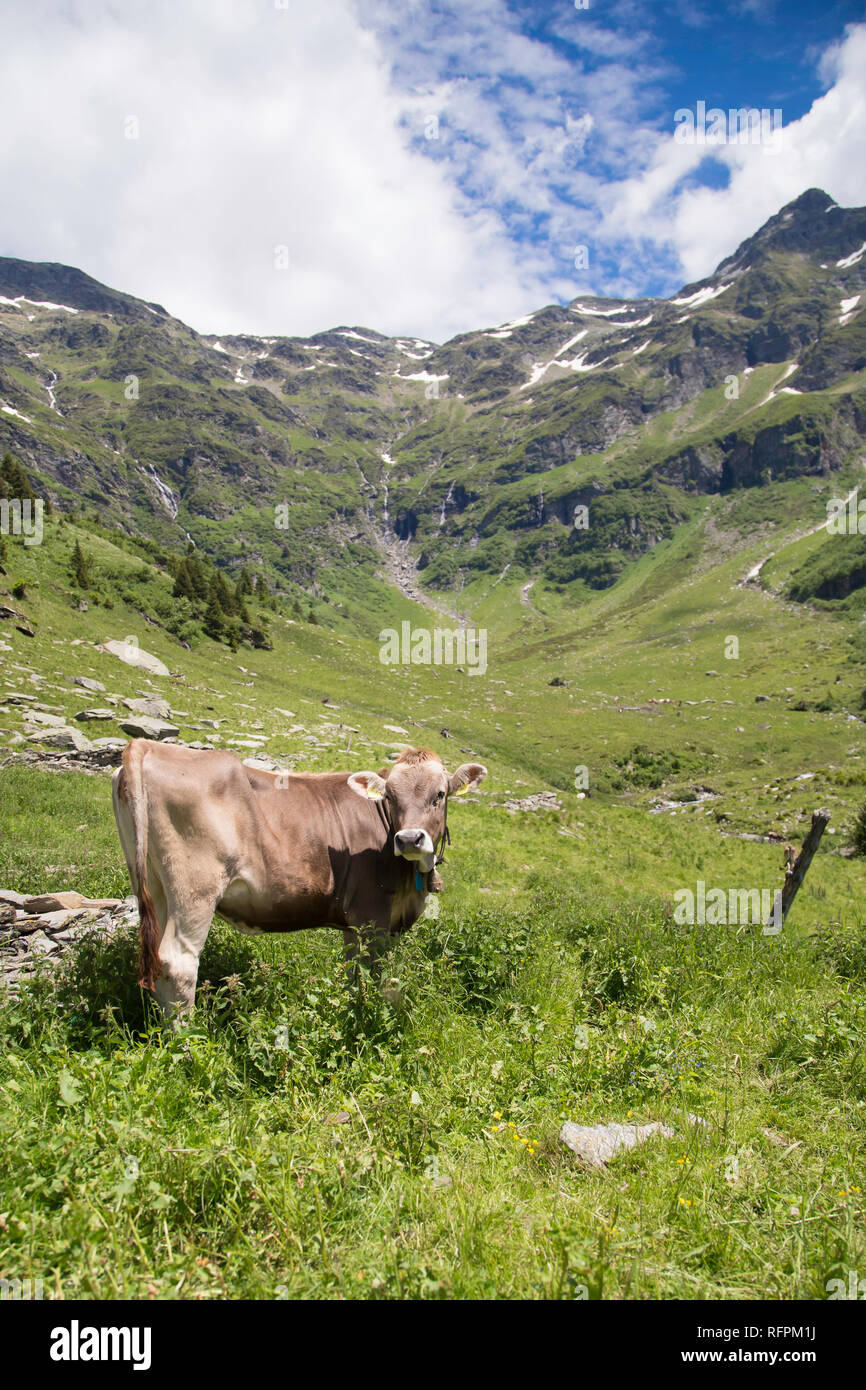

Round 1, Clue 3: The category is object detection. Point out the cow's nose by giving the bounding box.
[395,830,424,848]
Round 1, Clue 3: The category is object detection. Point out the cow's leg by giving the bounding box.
[152,888,216,1026]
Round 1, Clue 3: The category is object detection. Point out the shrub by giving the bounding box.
[416,906,534,1010]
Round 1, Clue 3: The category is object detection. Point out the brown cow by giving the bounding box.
[112,741,486,1021]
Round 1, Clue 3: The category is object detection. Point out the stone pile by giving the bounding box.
[0,889,138,994]
[1,747,126,775]
[500,791,562,814]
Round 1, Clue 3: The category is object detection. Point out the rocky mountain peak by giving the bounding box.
[718,187,863,274]
[0,256,168,321]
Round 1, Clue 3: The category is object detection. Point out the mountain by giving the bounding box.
[1,188,865,618]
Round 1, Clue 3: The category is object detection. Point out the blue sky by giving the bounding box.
[368,0,866,303]
[1,1,865,338]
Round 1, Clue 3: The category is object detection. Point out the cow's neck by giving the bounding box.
[370,802,430,897]
[378,846,419,895]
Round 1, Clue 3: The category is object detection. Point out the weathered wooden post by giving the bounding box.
[764,808,830,934]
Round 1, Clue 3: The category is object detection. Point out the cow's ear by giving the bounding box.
[347,770,388,801]
[448,763,487,797]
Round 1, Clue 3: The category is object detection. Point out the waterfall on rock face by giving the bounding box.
[141,464,179,519]
[380,452,393,530]
[46,370,61,414]
[438,482,454,530]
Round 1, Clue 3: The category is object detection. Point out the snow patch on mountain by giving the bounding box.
[393,370,449,383]
[1,402,32,422]
[495,313,535,332]
[670,283,732,310]
[572,302,627,318]
[0,295,79,313]
[839,294,861,324]
[758,363,799,406]
[553,329,588,357]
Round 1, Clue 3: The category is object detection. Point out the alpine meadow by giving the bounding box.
[1,1,866,1320]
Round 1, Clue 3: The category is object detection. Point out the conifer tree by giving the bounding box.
[0,452,35,503]
[203,593,225,639]
[70,538,93,589]
[172,561,197,602]
[236,567,253,598]
[210,570,237,616]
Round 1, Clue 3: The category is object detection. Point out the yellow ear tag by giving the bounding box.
[454,784,469,796]
[366,787,385,800]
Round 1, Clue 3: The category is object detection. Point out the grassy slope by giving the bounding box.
[1,468,865,1300]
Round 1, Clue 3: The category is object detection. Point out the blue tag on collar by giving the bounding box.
[415,869,425,891]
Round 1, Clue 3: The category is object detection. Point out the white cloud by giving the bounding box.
[0,0,558,340]
[604,22,866,287]
[1,2,864,342]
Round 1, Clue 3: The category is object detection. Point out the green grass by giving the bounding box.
[2,436,866,1300]
[1,876,863,1299]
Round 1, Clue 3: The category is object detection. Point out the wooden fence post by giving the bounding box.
[764,809,829,934]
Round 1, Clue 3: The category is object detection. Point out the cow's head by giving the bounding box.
[348,747,486,871]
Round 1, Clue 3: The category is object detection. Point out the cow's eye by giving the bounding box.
[433,790,444,805]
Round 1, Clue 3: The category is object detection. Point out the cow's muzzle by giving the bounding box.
[394,828,435,871]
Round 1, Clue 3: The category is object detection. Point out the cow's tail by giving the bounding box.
[122,740,162,991]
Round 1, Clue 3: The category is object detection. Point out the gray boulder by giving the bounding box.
[28,727,93,752]
[123,696,171,719]
[28,930,60,955]
[20,892,121,913]
[118,716,179,740]
[24,711,67,728]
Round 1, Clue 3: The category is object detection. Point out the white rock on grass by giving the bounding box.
[75,709,116,722]
[560,1120,676,1169]
[74,677,105,692]
[101,640,170,678]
